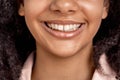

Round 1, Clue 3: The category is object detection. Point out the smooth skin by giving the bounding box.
[19,0,108,80]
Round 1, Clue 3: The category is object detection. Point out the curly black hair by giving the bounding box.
[0,0,120,80]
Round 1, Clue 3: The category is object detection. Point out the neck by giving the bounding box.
[32,43,95,80]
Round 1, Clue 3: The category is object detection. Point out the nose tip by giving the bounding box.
[50,0,78,15]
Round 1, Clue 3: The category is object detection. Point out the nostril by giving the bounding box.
[54,10,61,13]
[52,9,76,15]
[54,9,75,13]
[49,0,78,15]
[68,10,76,12]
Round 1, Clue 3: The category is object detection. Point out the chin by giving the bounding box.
[50,48,78,58]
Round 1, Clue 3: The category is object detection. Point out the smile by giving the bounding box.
[43,21,85,38]
[45,22,83,32]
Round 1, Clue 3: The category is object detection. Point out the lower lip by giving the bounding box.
[42,23,85,39]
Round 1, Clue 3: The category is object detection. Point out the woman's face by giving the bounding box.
[19,0,108,57]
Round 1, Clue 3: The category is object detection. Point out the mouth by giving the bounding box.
[43,20,85,38]
[45,22,83,32]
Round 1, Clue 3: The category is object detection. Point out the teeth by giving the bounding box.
[47,23,81,32]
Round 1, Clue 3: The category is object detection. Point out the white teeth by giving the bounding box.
[47,23,81,32]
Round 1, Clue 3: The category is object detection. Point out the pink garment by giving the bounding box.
[19,53,116,80]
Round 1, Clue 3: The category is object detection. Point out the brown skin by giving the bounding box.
[19,0,108,80]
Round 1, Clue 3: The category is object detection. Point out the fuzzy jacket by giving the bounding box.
[19,53,117,80]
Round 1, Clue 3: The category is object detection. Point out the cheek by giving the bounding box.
[77,0,105,20]
[79,1,104,36]
[23,0,50,41]
[23,0,50,18]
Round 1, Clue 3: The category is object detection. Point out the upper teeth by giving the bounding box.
[47,23,81,32]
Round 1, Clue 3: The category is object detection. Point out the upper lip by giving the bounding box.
[43,20,85,25]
